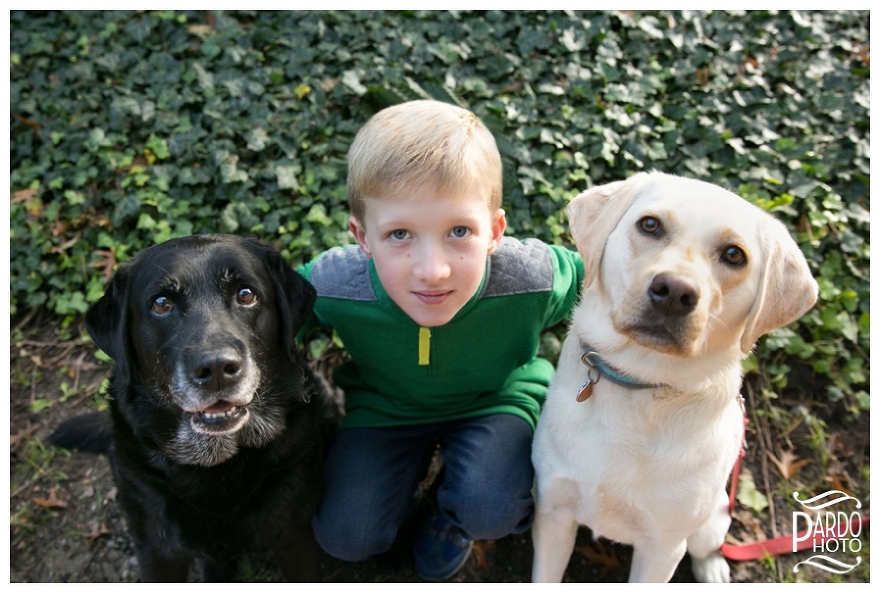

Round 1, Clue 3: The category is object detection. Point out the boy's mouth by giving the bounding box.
[413,290,453,305]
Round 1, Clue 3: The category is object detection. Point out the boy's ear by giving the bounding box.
[349,216,372,258]
[487,208,506,255]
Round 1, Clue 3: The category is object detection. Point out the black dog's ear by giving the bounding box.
[84,263,132,380]
[264,248,317,363]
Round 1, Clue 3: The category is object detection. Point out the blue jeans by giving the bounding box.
[312,413,535,562]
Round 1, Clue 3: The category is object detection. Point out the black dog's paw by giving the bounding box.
[49,411,113,454]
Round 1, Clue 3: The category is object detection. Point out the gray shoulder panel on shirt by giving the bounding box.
[308,246,377,301]
[480,237,553,298]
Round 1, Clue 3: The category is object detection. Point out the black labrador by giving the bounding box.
[50,234,339,582]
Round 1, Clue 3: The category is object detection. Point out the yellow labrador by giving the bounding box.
[531,172,818,583]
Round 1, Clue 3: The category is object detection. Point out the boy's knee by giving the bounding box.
[444,487,535,541]
[311,509,396,562]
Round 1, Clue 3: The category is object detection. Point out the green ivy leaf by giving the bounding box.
[736,469,769,514]
[30,399,54,414]
[146,134,170,160]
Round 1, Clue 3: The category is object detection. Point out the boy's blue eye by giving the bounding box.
[390,229,409,240]
[451,226,471,238]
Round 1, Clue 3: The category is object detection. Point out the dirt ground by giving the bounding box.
[9,313,870,583]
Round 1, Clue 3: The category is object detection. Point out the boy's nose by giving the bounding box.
[414,243,451,283]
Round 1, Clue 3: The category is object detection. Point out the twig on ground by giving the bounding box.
[11,309,38,336]
[745,379,783,581]
[30,368,37,406]
[16,339,89,348]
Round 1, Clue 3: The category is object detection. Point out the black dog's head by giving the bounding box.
[85,235,317,465]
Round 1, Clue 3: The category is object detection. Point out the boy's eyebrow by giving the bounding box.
[375,214,483,230]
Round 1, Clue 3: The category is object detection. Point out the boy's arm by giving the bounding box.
[295,244,371,344]
[545,245,585,328]
[296,259,321,343]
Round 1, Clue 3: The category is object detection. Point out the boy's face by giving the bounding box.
[349,188,506,328]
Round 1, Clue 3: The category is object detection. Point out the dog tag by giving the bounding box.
[576,381,594,402]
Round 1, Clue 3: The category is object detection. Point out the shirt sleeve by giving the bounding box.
[296,258,321,341]
[545,244,585,328]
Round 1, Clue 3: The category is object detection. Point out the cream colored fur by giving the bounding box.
[531,172,818,583]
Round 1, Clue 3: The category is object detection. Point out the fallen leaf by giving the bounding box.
[87,248,118,283]
[855,42,869,66]
[826,474,854,495]
[768,448,811,480]
[84,522,110,540]
[696,66,711,85]
[104,487,118,502]
[574,539,620,578]
[186,24,215,38]
[48,231,82,253]
[826,433,853,460]
[731,508,767,542]
[724,533,746,545]
[33,487,67,509]
[471,540,495,571]
[11,187,38,204]
[48,220,69,239]
[10,112,42,130]
[503,80,523,93]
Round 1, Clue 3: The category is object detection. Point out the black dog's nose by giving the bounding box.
[190,350,243,390]
[648,274,699,317]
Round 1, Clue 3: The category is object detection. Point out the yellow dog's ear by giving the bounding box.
[739,217,819,354]
[567,173,647,290]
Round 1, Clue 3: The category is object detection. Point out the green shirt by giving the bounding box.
[298,237,584,431]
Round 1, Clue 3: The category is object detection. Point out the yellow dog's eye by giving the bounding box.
[721,246,747,266]
[638,216,661,235]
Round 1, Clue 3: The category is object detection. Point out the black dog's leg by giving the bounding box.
[273,525,322,582]
[136,548,192,583]
[201,559,233,582]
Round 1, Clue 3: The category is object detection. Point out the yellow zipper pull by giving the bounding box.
[418,327,431,366]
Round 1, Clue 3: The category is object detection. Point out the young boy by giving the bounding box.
[299,100,584,581]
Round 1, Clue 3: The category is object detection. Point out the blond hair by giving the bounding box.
[347,100,502,222]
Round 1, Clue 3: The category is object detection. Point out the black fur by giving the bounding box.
[49,411,113,453]
[50,235,339,582]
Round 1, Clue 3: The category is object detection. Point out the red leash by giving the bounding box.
[721,516,870,561]
[720,416,869,562]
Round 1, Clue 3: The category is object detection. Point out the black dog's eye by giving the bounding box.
[151,296,173,316]
[237,287,258,306]
[638,216,662,235]
[721,245,747,266]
